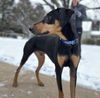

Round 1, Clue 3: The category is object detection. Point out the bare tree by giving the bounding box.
[43,0,68,10]
[42,0,100,10]
[12,0,45,37]
[0,0,14,30]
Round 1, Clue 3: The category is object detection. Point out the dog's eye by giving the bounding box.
[43,17,49,23]
[43,16,51,23]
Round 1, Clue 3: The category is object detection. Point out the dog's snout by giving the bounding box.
[29,28,33,32]
[29,28,35,33]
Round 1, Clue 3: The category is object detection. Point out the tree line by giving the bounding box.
[0,0,100,37]
[0,0,45,36]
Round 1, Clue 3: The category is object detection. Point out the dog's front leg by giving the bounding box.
[55,66,64,98]
[70,65,77,98]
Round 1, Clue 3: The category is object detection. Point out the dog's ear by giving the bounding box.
[58,8,74,27]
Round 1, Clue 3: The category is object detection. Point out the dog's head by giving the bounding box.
[30,8,74,36]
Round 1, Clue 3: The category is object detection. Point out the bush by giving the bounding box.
[82,39,100,45]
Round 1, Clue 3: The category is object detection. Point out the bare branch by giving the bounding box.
[43,0,55,10]
[66,0,69,8]
[51,0,60,8]
[61,0,67,8]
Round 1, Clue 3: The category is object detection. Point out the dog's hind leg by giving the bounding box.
[12,43,34,87]
[55,66,64,98]
[35,51,45,86]
[12,62,24,87]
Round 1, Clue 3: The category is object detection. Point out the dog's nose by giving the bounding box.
[29,28,35,33]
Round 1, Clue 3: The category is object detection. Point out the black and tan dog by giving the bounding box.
[13,8,81,98]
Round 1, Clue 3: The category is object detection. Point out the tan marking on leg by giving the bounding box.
[59,91,64,98]
[57,55,67,67]
[35,51,45,86]
[71,55,80,68]
[12,64,23,87]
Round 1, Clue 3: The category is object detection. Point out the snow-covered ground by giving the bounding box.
[0,37,100,91]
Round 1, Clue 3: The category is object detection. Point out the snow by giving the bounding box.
[0,81,7,87]
[80,0,100,21]
[86,10,100,21]
[0,83,6,87]
[27,91,32,95]
[0,37,100,91]
[80,0,100,8]
[82,21,92,31]
[91,31,100,36]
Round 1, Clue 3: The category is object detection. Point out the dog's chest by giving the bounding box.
[57,55,69,67]
[57,54,80,67]
[57,40,79,67]
[58,40,72,55]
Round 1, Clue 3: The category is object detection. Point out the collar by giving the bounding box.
[60,38,79,45]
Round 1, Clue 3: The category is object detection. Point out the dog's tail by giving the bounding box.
[20,38,36,65]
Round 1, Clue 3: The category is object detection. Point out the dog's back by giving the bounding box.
[23,35,60,63]
[25,35,58,51]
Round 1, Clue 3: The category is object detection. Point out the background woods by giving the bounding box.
[0,0,100,44]
[0,0,45,36]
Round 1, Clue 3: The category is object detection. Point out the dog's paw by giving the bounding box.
[12,83,18,87]
[38,82,44,87]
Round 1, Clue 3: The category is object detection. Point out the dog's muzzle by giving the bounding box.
[29,28,36,34]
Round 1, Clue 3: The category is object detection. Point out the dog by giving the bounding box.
[13,8,81,98]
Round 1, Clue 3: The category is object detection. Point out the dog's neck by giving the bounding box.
[61,23,78,41]
[49,31,67,41]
